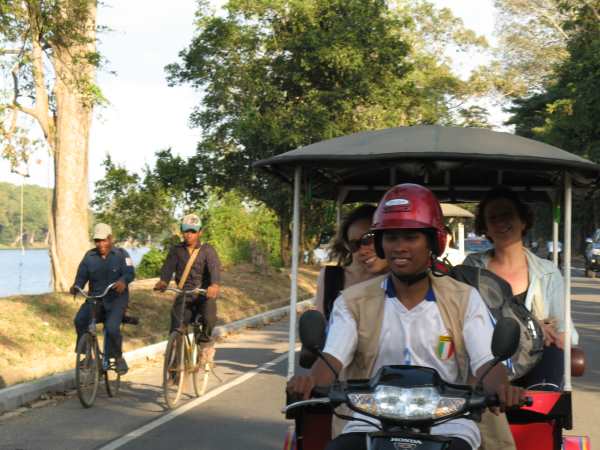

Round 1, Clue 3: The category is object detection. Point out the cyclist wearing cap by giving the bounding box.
[154,214,221,344]
[71,223,135,375]
[287,184,524,450]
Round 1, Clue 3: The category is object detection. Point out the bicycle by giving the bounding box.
[162,286,222,409]
[73,283,139,408]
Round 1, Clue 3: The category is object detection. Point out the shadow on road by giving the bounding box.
[572,297,600,392]
[214,347,284,375]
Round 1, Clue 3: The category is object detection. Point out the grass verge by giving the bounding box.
[0,264,318,388]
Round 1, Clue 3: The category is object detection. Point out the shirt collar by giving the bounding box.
[92,247,116,256]
[179,241,202,249]
[385,275,436,302]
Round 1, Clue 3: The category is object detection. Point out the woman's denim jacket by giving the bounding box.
[463,247,579,345]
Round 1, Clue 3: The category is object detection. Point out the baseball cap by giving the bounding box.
[181,214,202,232]
[93,223,112,240]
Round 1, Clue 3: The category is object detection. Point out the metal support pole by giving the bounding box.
[552,203,559,268]
[20,175,25,255]
[458,222,465,255]
[335,187,349,229]
[287,166,302,379]
[563,174,572,391]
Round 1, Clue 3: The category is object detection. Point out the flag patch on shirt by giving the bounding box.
[437,335,455,360]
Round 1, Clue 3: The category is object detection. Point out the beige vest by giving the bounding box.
[342,273,472,384]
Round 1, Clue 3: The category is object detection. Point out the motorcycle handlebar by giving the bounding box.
[485,394,533,408]
[311,385,330,398]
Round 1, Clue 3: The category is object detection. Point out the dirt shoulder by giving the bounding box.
[0,264,318,388]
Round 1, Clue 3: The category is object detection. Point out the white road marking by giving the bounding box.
[98,349,294,450]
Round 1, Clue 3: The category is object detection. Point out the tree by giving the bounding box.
[0,1,101,290]
[506,1,600,159]
[488,0,600,98]
[166,0,487,263]
[92,155,178,244]
[506,1,600,246]
[0,181,50,245]
[457,105,492,128]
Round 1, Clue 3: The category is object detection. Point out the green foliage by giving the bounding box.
[505,1,600,246]
[136,247,168,279]
[491,0,575,97]
[0,181,50,245]
[91,155,178,244]
[202,190,282,267]
[506,1,600,161]
[457,106,492,129]
[165,0,488,262]
[135,189,284,275]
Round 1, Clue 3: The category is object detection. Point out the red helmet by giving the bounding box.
[372,184,446,257]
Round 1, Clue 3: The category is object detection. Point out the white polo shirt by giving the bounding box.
[323,277,495,449]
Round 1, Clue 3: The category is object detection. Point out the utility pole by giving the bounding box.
[11,165,30,255]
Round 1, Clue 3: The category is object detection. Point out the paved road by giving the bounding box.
[569,273,600,444]
[0,321,293,450]
[1,274,599,450]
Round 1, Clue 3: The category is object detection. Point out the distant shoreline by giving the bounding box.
[0,245,151,250]
[0,246,48,251]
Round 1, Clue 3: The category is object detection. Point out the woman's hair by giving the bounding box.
[474,186,534,239]
[329,204,377,266]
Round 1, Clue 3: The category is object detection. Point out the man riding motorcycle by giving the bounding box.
[287,184,525,450]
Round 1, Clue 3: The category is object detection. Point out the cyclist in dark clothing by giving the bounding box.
[71,223,135,375]
[154,214,221,343]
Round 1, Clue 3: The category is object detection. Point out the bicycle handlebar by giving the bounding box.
[165,287,207,296]
[73,282,117,299]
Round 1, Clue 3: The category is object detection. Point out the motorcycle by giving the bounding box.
[284,310,530,450]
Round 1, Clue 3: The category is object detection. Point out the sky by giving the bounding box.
[0,0,501,189]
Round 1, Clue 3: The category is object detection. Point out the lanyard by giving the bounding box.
[403,347,411,365]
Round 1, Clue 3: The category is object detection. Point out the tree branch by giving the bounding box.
[0,48,22,56]
[583,1,600,22]
[8,46,51,140]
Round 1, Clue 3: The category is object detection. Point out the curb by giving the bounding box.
[0,298,314,414]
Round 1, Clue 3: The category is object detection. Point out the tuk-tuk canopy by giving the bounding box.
[441,203,474,218]
[254,126,600,203]
[254,125,597,386]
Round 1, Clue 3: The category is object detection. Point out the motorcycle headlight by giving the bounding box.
[347,386,466,421]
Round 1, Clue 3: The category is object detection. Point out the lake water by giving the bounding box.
[0,248,149,298]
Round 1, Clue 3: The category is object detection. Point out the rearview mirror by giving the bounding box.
[491,317,520,361]
[299,310,327,352]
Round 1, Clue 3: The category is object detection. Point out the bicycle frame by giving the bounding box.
[167,286,208,369]
[166,286,208,335]
[74,283,118,372]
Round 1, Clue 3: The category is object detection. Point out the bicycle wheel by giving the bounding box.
[105,365,121,397]
[192,343,212,397]
[163,331,185,408]
[75,334,100,408]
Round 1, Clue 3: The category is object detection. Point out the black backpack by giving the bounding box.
[449,264,544,380]
[299,266,345,369]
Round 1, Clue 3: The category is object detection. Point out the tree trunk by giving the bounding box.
[279,219,291,267]
[47,2,97,291]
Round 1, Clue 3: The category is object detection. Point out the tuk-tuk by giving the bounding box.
[254,125,596,450]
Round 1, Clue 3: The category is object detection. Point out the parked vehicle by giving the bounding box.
[464,237,493,256]
[584,236,600,278]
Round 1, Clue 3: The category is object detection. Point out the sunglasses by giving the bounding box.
[348,232,375,253]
